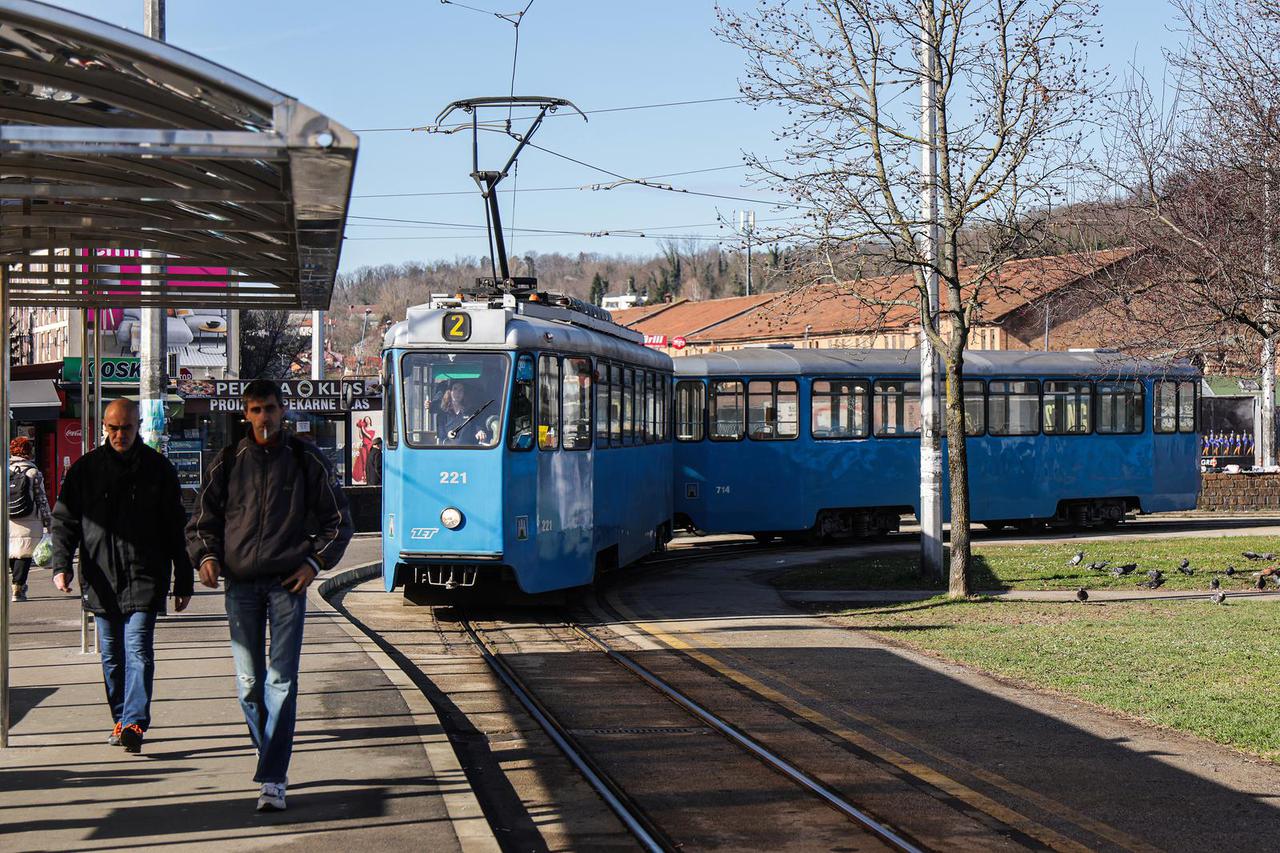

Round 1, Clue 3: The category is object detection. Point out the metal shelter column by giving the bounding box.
[1,266,11,748]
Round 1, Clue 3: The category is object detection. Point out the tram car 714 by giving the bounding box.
[671,347,1201,540]
[381,291,674,603]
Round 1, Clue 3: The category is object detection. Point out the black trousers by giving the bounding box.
[9,557,31,586]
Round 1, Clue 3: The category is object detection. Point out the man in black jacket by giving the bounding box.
[186,379,353,812]
[51,399,193,754]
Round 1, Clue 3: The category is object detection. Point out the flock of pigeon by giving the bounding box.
[1067,548,1280,605]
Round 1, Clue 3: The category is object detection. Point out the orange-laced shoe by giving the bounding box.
[120,724,144,754]
[107,722,124,746]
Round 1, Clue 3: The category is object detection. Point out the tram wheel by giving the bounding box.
[982,522,1009,533]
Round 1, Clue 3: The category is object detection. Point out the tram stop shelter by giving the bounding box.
[0,0,359,746]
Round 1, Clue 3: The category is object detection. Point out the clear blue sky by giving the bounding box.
[62,2,1182,273]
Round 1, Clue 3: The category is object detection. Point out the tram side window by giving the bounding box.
[1178,380,1198,433]
[873,379,922,436]
[508,354,535,451]
[665,376,675,440]
[1042,380,1091,435]
[811,379,868,439]
[748,380,799,440]
[963,380,986,436]
[676,380,706,441]
[610,364,623,446]
[710,380,746,440]
[563,357,592,450]
[537,355,561,450]
[1096,381,1144,434]
[645,372,657,444]
[622,368,635,446]
[384,353,398,449]
[1154,380,1178,434]
[595,362,611,447]
[988,380,1040,436]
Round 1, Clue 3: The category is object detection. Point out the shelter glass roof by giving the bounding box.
[0,0,357,309]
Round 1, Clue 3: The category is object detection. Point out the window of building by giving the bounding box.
[746,379,799,440]
[873,379,922,436]
[563,357,592,450]
[988,380,1040,436]
[676,380,705,441]
[537,354,561,450]
[1096,380,1144,434]
[710,380,746,441]
[811,379,869,439]
[1042,380,1091,435]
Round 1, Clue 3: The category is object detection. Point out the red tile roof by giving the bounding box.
[612,293,779,339]
[682,249,1134,344]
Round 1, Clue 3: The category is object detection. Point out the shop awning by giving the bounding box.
[7,378,60,420]
[0,0,358,310]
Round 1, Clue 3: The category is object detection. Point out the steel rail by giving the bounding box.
[459,618,673,853]
[569,620,925,853]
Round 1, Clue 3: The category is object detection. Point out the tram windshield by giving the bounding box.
[401,352,509,448]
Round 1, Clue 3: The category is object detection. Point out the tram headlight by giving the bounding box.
[441,507,464,530]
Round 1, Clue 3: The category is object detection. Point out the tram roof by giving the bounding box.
[673,348,1201,379]
[386,303,674,371]
[0,0,357,309]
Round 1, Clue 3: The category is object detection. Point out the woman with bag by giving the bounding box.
[9,436,52,602]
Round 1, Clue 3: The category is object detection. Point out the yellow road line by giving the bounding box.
[609,591,1159,853]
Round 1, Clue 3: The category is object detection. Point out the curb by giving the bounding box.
[311,563,500,853]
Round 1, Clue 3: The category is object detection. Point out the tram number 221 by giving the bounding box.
[439,471,469,484]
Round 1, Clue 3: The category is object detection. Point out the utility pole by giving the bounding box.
[138,0,167,448]
[918,1,945,582]
[738,210,756,296]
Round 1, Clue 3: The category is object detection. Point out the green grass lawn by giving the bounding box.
[772,535,1280,592]
[832,597,1280,761]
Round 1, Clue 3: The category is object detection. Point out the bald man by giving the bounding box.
[51,399,193,754]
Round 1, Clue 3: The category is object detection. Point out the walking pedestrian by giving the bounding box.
[186,379,353,812]
[8,436,52,602]
[49,399,193,753]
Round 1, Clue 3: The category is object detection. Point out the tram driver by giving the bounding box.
[437,379,497,446]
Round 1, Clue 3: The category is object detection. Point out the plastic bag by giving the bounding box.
[31,533,53,567]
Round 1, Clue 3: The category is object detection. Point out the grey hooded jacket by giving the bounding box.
[185,434,353,580]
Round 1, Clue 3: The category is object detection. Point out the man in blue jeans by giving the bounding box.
[187,379,352,812]
[50,399,193,754]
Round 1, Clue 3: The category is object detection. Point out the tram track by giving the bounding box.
[460,612,922,853]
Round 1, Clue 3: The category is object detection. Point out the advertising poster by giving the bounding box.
[351,409,384,486]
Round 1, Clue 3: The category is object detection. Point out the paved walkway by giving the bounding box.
[0,537,495,853]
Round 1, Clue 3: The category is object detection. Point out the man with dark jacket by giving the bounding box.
[50,399,193,754]
[186,379,353,812]
[365,437,383,486]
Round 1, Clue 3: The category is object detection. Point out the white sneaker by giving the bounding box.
[256,782,287,812]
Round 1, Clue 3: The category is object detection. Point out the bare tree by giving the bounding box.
[239,310,309,381]
[1094,0,1280,465]
[718,0,1100,595]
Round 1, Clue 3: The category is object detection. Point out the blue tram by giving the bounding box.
[671,348,1201,539]
[380,293,674,602]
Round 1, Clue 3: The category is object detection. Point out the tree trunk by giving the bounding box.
[943,349,972,598]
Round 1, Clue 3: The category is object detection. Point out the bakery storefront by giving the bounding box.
[176,378,382,490]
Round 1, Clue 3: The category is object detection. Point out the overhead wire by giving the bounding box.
[351,96,744,133]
